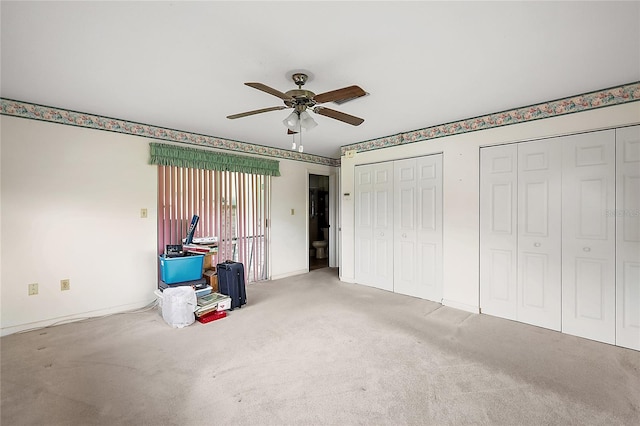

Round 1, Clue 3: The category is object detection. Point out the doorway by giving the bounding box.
[309,174,329,270]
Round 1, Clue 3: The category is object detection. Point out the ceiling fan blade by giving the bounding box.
[313,85,366,104]
[287,129,298,135]
[245,82,294,101]
[227,106,288,119]
[313,106,364,126]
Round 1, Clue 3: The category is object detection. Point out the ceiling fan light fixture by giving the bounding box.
[299,110,317,130]
[283,111,299,131]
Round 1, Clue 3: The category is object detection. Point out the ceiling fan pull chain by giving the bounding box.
[298,112,304,153]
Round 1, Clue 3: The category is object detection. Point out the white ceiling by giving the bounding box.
[2,1,639,159]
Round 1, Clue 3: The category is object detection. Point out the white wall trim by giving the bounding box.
[441,299,480,314]
[270,269,309,281]
[339,275,356,284]
[1,300,156,337]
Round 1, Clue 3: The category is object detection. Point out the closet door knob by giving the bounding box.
[402,233,407,238]
[380,232,384,237]
[583,247,591,252]
[534,242,541,247]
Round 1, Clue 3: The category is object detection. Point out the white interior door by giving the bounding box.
[562,130,616,344]
[616,125,640,350]
[480,145,518,321]
[393,155,443,301]
[394,158,418,296]
[355,162,394,291]
[517,139,562,331]
[329,173,337,268]
[416,155,443,302]
[355,165,375,287]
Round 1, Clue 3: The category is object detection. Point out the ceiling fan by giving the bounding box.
[227,72,366,133]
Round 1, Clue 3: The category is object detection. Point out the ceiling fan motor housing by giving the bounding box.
[284,89,316,111]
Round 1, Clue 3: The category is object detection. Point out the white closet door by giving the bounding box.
[355,162,394,291]
[355,165,375,286]
[394,158,418,296]
[480,145,518,321]
[517,140,562,331]
[616,125,640,350]
[416,155,443,302]
[562,130,616,344]
[393,155,442,301]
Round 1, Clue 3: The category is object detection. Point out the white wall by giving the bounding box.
[0,116,329,335]
[340,102,640,313]
[1,116,158,335]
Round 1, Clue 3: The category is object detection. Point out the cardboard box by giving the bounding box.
[203,269,218,292]
[203,254,215,271]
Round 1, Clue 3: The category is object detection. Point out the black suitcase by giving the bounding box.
[216,261,246,310]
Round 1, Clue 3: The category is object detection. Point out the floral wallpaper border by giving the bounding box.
[2,81,638,167]
[341,82,640,156]
[0,98,339,167]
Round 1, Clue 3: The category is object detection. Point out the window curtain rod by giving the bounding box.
[149,143,280,177]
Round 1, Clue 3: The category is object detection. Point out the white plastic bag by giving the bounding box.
[162,286,197,328]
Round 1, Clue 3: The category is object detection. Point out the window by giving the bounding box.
[157,165,270,282]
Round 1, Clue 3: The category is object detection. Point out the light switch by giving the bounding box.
[291,208,295,215]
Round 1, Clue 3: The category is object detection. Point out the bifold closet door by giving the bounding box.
[480,144,518,321]
[616,125,640,351]
[516,140,562,331]
[481,141,561,330]
[393,155,443,301]
[354,162,394,292]
[562,130,616,344]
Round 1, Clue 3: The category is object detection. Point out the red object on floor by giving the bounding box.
[196,310,227,324]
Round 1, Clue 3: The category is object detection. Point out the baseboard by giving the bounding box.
[442,299,480,314]
[270,269,308,281]
[339,275,356,283]
[0,299,156,337]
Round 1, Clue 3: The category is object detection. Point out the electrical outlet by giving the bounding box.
[60,279,70,291]
[140,208,148,218]
[28,283,38,296]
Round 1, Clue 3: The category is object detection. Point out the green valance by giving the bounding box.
[149,143,280,176]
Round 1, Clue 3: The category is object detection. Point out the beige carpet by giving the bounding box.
[2,267,639,425]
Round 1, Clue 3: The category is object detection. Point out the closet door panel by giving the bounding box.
[562,130,616,344]
[355,166,375,286]
[517,140,562,331]
[393,155,442,301]
[616,125,640,350]
[393,159,417,296]
[372,164,394,291]
[416,155,443,302]
[355,163,394,291]
[480,145,518,320]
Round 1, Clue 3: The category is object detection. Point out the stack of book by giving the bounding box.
[183,243,217,255]
[183,236,218,255]
[195,292,232,323]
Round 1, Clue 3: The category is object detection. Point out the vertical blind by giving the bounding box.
[157,165,269,283]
